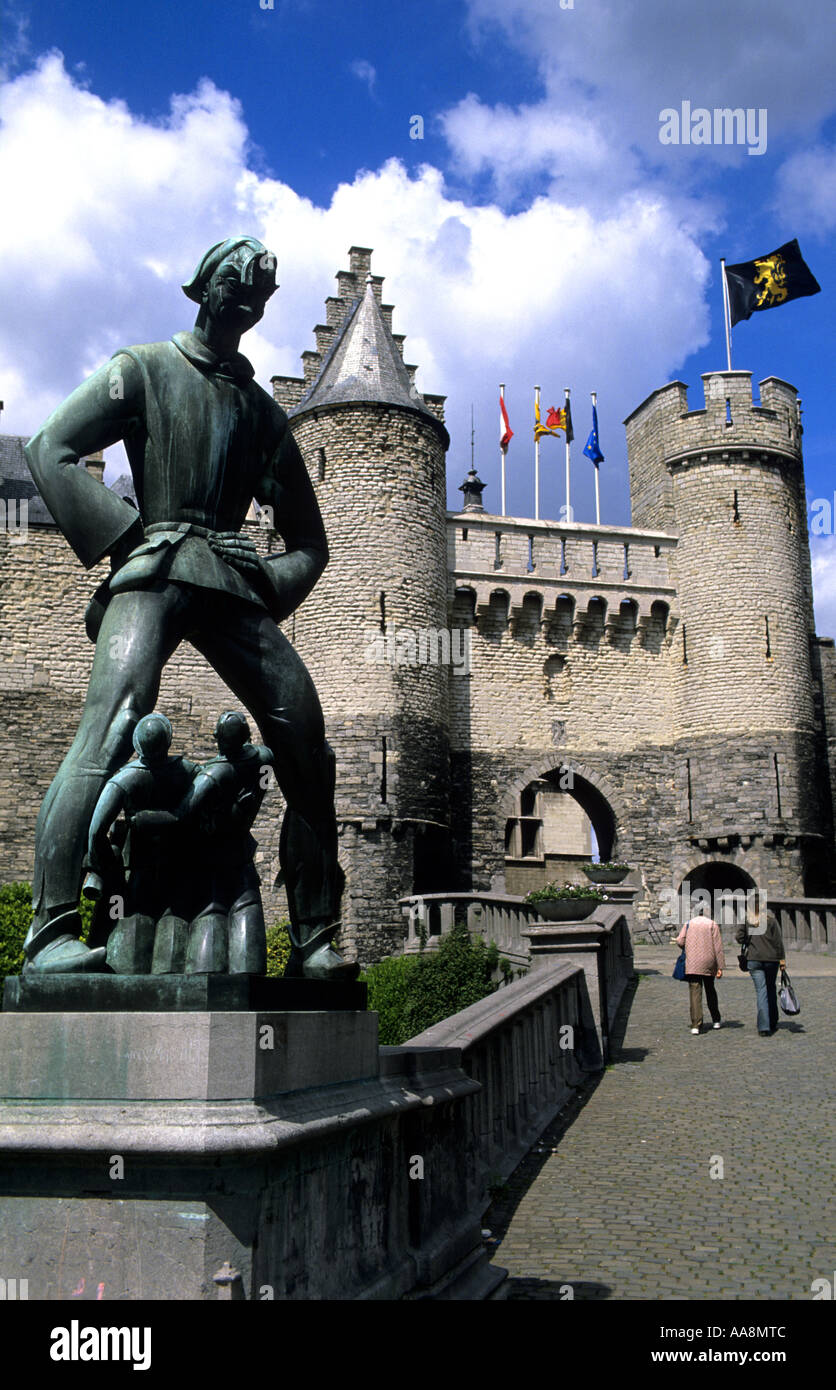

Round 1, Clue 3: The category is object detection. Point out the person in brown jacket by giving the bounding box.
[676,913,725,1034]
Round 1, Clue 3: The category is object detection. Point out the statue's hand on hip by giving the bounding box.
[208,531,261,575]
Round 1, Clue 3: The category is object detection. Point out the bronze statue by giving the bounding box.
[24,236,354,981]
[177,710,273,976]
[84,712,197,974]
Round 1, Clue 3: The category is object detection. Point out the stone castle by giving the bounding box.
[2,245,835,961]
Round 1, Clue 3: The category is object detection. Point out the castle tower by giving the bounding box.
[272,248,451,961]
[626,371,832,900]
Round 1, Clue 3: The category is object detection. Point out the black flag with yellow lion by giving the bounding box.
[724,239,821,326]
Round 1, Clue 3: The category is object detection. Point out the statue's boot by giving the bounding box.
[23,910,108,974]
[284,922,359,981]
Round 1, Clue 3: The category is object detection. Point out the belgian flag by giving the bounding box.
[724,238,821,327]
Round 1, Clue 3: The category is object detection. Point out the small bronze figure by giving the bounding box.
[84,712,197,974]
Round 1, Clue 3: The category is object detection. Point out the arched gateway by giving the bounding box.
[501,760,624,897]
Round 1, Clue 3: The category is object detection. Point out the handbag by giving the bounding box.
[672,924,687,981]
[737,930,749,973]
[778,968,800,1016]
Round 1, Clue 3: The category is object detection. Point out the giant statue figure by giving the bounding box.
[24,235,354,981]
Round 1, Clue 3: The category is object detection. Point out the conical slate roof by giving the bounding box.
[292,275,439,425]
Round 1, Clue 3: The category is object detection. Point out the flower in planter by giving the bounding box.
[524,881,608,905]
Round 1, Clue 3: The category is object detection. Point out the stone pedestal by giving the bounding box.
[0,993,504,1300]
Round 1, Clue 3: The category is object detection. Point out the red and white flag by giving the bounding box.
[500,391,513,451]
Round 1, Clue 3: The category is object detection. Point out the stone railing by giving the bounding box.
[768,898,836,953]
[400,892,539,969]
[401,960,598,1187]
[522,905,634,1063]
[400,892,635,1053]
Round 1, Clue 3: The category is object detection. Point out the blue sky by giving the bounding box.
[2,0,835,624]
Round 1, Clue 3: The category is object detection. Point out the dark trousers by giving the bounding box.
[27,583,340,956]
[686,975,720,1028]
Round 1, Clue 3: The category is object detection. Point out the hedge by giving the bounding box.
[360,920,512,1045]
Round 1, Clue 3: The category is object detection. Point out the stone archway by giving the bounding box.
[676,860,758,928]
[502,759,623,897]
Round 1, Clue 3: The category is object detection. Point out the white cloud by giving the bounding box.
[0,53,715,522]
[443,0,836,214]
[463,0,836,143]
[349,59,376,96]
[774,143,836,235]
[810,537,836,640]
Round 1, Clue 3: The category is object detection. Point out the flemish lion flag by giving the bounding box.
[546,403,573,444]
[724,238,821,327]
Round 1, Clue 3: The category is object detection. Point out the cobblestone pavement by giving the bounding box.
[488,953,836,1300]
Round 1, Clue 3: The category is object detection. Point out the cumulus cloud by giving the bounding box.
[810,537,836,640]
[774,143,836,235]
[0,53,715,521]
[444,0,836,211]
[463,0,836,142]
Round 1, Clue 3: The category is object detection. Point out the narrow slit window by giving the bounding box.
[774,752,782,818]
[725,397,732,425]
[494,531,503,569]
[686,757,693,822]
[733,489,740,523]
[623,543,630,580]
[560,538,568,576]
[317,447,326,481]
[682,624,688,665]
[765,615,772,658]
[591,541,599,578]
[527,535,535,573]
[462,526,468,541]
[379,591,386,634]
[380,736,388,803]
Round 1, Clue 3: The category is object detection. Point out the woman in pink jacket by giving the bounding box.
[676,914,725,1034]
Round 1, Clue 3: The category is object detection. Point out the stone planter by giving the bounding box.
[529,896,603,921]
[582,864,630,885]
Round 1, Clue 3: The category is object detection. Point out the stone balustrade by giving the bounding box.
[402,959,598,1187]
[400,890,539,969]
[399,893,635,1062]
[769,897,836,953]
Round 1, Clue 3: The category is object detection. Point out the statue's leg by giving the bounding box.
[26,585,191,970]
[192,598,355,980]
[226,864,267,976]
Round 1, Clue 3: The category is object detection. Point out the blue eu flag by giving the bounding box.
[583,405,604,466]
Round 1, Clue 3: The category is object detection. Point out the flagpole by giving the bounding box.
[591,391,601,524]
[720,258,733,371]
[500,383,507,516]
[564,387,571,523]
[534,384,541,521]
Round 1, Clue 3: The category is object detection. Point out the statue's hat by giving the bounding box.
[182,237,277,303]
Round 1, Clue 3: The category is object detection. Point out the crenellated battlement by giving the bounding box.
[626,371,803,532]
[627,371,801,464]
[447,512,677,630]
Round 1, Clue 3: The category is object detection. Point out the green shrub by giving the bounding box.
[360,921,510,1045]
[0,882,32,983]
[265,919,292,977]
[360,952,420,1044]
